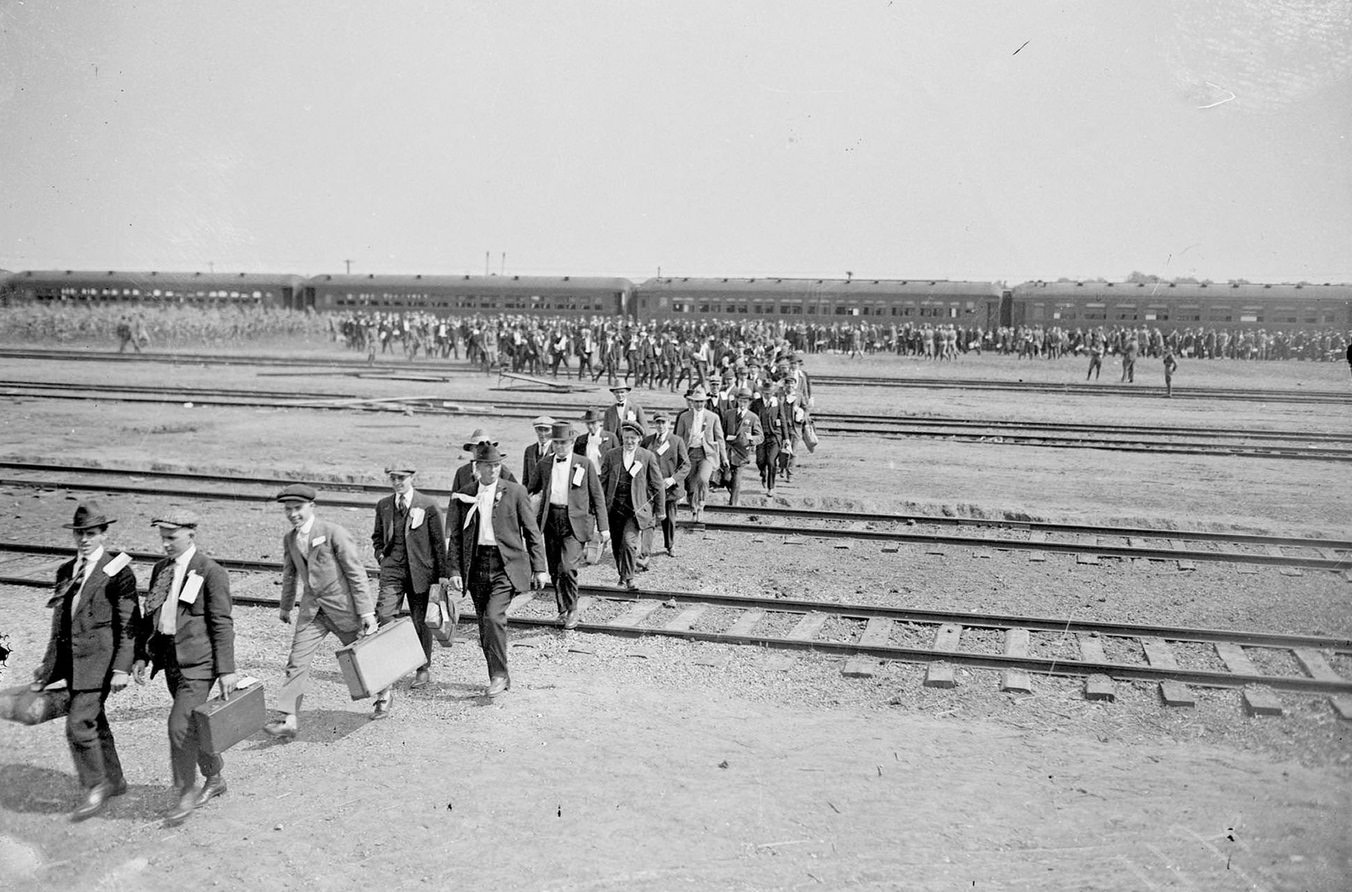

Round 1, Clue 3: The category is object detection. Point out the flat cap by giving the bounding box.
[651,411,668,422]
[276,483,317,503]
[532,415,555,429]
[150,509,199,530]
[384,464,416,476]
[620,420,644,436]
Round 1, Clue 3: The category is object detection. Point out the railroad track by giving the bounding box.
[1,543,1348,718]
[5,378,1349,461]
[2,347,1348,405]
[2,461,1349,574]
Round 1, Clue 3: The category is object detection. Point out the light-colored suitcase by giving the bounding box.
[334,617,424,700]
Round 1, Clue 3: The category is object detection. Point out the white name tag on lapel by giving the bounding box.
[656,441,670,456]
[410,507,425,529]
[103,552,132,575]
[572,465,585,487]
[628,462,641,478]
[179,572,203,604]
[311,535,327,547]
[625,410,635,422]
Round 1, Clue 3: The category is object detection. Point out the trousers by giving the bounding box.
[66,688,125,789]
[469,546,515,680]
[544,506,584,614]
[279,609,361,714]
[163,666,223,791]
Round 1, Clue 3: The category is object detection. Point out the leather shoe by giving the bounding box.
[623,579,639,592]
[107,778,128,798]
[371,692,394,720]
[71,781,112,822]
[409,668,431,690]
[195,774,227,808]
[563,609,580,630]
[264,717,298,741]
[166,786,197,825]
[485,676,510,698]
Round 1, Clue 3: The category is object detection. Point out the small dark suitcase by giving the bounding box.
[425,583,458,648]
[192,683,266,754]
[335,617,424,699]
[0,684,70,726]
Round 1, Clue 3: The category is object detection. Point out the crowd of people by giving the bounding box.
[0,304,329,346]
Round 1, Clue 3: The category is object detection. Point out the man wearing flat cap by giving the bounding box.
[641,412,690,558]
[445,443,548,696]
[372,464,446,702]
[529,420,609,628]
[522,415,556,493]
[602,384,647,438]
[265,485,377,739]
[31,501,139,821]
[600,421,665,590]
[132,509,236,825]
[720,386,764,507]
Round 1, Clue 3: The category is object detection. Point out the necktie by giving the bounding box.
[146,566,173,615]
[397,496,407,515]
[68,557,87,622]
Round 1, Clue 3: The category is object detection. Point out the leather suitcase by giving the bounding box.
[425,583,458,649]
[0,684,70,726]
[192,682,266,754]
[335,617,424,700]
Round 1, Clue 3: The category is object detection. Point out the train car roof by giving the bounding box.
[11,270,306,287]
[1012,281,1352,301]
[308,274,634,291]
[637,277,1004,297]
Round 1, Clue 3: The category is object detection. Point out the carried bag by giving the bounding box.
[425,583,459,648]
[802,420,819,454]
[335,617,424,700]
[0,684,71,726]
[192,679,266,754]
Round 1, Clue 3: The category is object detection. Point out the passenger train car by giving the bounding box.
[3,268,1349,333]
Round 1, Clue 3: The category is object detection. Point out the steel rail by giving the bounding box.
[3,461,1348,555]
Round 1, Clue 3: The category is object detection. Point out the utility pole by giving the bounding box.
[343,259,352,275]
[208,261,214,273]
[485,251,490,276]
[500,252,506,276]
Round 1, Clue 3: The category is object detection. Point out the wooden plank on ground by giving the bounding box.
[1243,687,1283,717]
[1331,696,1352,721]
[1078,634,1108,665]
[662,604,707,633]
[857,617,893,649]
[1076,536,1100,565]
[785,612,829,642]
[1000,629,1033,691]
[606,600,661,629]
[1169,539,1198,571]
[924,663,956,688]
[1235,563,1259,574]
[1084,674,1116,701]
[1141,637,1179,671]
[1159,681,1195,707]
[842,658,879,678]
[932,623,962,653]
[1294,648,1341,683]
[1026,531,1047,562]
[723,608,766,637]
[1215,642,1258,676]
[692,650,729,669]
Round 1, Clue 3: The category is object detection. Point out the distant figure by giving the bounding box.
[1162,350,1178,398]
[1346,343,1352,380]
[115,316,140,353]
[1120,337,1138,383]
[1086,339,1104,381]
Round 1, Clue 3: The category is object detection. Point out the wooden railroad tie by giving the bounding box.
[1026,531,1047,562]
[999,628,1033,694]
[842,617,892,678]
[924,624,963,688]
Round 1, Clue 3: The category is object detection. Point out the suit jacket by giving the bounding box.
[640,431,691,491]
[282,518,374,632]
[136,550,235,680]
[530,452,609,541]
[445,478,547,594]
[35,550,139,691]
[600,445,665,527]
[573,430,618,469]
[522,441,555,492]
[752,394,792,446]
[602,400,647,436]
[720,407,765,467]
[673,407,725,459]
[372,490,446,592]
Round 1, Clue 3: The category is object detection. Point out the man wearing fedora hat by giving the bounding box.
[446,443,549,696]
[372,464,446,700]
[641,412,690,558]
[31,501,139,821]
[600,421,665,590]
[450,429,518,495]
[132,509,236,825]
[602,384,647,438]
[265,485,377,740]
[573,408,617,563]
[673,385,726,523]
[530,420,609,628]
[721,386,765,506]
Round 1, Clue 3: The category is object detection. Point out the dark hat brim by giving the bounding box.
[63,518,115,530]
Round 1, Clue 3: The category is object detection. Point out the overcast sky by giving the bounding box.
[1,1,1348,284]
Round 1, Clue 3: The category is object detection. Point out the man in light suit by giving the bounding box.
[529,420,609,629]
[31,501,139,821]
[446,443,549,697]
[600,421,665,591]
[265,485,377,739]
[640,413,690,558]
[720,386,765,506]
[372,464,446,701]
[673,386,725,523]
[602,384,647,438]
[132,510,236,826]
[521,415,556,492]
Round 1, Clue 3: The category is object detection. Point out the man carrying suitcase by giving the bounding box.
[265,485,378,740]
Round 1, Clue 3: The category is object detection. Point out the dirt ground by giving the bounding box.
[0,346,1349,891]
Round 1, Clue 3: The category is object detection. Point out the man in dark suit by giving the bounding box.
[446,443,548,697]
[521,415,556,492]
[371,464,446,702]
[132,510,236,825]
[574,408,618,563]
[752,380,791,495]
[720,386,765,506]
[530,420,609,629]
[602,385,647,437]
[640,413,690,558]
[450,428,517,495]
[600,421,665,591]
[265,485,377,740]
[31,501,139,821]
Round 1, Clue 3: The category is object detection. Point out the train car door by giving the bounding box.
[280,286,295,310]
